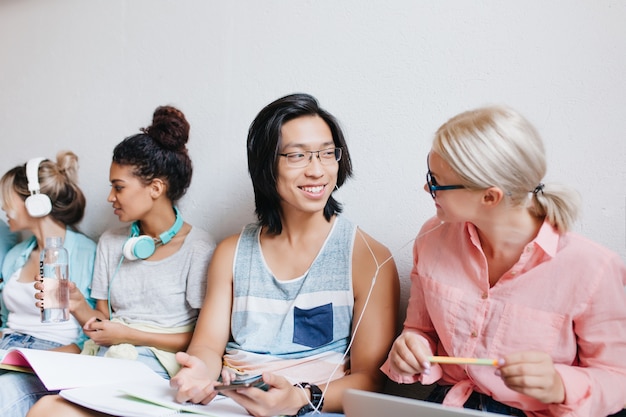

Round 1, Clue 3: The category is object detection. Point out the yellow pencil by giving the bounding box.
[428,356,499,366]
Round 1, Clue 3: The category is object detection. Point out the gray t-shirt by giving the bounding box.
[91,225,215,328]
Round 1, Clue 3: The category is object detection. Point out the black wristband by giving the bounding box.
[293,382,323,416]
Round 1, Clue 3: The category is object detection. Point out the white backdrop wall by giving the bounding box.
[1,0,625,315]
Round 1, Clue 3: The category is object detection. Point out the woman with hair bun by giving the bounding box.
[0,151,97,417]
[28,105,215,417]
[383,105,626,416]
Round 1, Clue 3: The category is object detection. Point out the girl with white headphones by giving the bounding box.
[0,151,97,417]
[29,105,216,417]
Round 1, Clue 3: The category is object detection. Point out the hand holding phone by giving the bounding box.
[214,376,270,391]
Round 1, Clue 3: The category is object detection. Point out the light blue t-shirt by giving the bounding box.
[0,220,17,281]
[0,228,96,348]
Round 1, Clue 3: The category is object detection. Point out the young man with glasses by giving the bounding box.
[170,93,400,416]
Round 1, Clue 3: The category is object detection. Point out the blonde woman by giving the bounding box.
[383,106,626,416]
[0,151,97,417]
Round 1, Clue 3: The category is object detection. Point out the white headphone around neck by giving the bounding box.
[122,207,184,260]
[25,157,52,218]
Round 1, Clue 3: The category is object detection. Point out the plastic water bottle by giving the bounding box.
[40,236,70,322]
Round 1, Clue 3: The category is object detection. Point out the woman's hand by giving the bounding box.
[82,317,129,347]
[222,373,304,417]
[170,352,218,405]
[34,279,84,312]
[497,351,565,404]
[387,331,433,378]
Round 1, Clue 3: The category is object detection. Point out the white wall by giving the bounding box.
[1,0,625,313]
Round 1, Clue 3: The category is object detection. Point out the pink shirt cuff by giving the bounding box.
[554,364,590,406]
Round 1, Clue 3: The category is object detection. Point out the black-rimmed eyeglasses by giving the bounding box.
[279,147,342,168]
[426,156,465,199]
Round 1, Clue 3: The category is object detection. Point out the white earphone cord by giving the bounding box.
[304,221,445,414]
[107,255,125,320]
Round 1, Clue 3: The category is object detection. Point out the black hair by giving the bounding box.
[247,93,353,234]
[113,105,192,203]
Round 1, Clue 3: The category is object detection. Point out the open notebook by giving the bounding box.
[0,348,252,416]
[60,378,252,417]
[0,347,163,390]
[343,389,502,417]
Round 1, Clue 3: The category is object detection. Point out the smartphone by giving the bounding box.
[214,376,269,391]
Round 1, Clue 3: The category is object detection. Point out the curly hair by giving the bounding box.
[112,105,192,203]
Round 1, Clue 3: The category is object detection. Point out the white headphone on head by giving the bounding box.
[25,157,53,218]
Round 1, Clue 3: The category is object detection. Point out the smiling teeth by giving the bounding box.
[302,186,324,193]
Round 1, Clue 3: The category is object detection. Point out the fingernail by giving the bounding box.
[497,358,505,366]
[494,369,501,376]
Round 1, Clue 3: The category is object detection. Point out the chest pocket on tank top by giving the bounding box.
[293,303,333,348]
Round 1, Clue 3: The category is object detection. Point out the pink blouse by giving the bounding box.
[382,217,626,416]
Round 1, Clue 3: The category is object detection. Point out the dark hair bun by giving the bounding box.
[142,105,189,151]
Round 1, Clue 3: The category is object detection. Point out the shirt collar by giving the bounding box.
[464,219,560,259]
[531,220,560,259]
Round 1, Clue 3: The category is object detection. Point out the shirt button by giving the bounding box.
[470,331,478,338]
[481,292,488,299]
